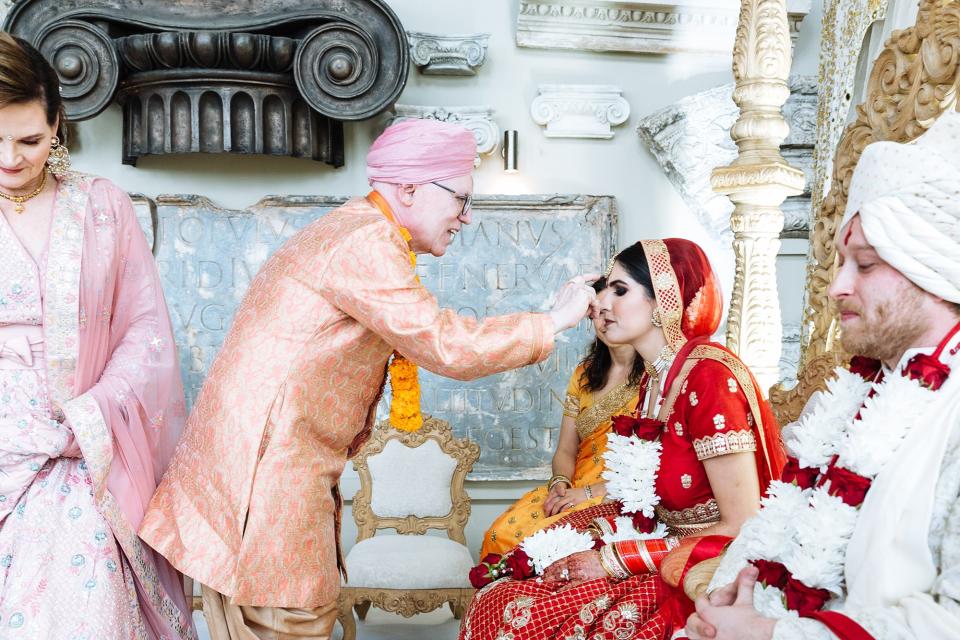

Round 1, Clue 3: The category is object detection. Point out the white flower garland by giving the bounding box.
[602,432,662,518]
[521,524,595,574]
[518,430,664,575]
[600,516,669,545]
[739,368,936,616]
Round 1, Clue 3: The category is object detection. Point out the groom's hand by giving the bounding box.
[686,566,775,640]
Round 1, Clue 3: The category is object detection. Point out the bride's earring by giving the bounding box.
[651,308,663,328]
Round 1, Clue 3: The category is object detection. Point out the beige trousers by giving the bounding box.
[201,585,339,640]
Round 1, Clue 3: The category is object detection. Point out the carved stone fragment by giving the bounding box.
[2,0,410,166]
[407,32,490,76]
[531,85,630,139]
[516,0,811,55]
[636,75,816,243]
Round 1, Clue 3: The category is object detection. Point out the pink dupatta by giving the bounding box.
[48,173,194,638]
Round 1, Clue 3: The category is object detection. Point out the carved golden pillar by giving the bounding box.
[711,0,805,394]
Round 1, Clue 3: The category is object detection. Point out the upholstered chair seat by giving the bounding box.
[337,417,479,639]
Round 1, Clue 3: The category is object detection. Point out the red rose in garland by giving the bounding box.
[903,353,951,390]
[783,576,831,615]
[752,559,789,589]
[630,511,657,534]
[504,548,535,580]
[611,414,638,437]
[469,564,493,589]
[468,553,505,589]
[780,457,819,490]
[848,355,882,380]
[821,464,872,507]
[610,415,663,441]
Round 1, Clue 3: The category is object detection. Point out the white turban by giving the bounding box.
[840,110,960,303]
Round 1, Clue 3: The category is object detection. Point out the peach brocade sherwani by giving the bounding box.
[140,196,554,609]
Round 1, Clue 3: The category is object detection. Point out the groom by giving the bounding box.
[687,112,960,638]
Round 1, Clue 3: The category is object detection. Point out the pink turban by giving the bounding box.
[366,119,477,185]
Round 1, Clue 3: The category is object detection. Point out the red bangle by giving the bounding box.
[613,538,679,575]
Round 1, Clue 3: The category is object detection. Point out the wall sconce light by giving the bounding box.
[502,130,518,172]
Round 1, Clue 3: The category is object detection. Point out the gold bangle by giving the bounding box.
[547,474,571,490]
[599,545,629,580]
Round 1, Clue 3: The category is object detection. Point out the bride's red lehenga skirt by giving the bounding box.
[459,572,674,640]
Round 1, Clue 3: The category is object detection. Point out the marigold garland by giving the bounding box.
[368,190,424,432]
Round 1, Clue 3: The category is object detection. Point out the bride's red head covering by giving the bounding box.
[610,237,784,488]
[609,238,723,352]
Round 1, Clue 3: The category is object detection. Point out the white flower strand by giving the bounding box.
[739,366,932,618]
[520,427,665,577]
[599,517,669,545]
[520,524,596,575]
[602,432,662,517]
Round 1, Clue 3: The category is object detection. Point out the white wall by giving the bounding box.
[57,0,823,558]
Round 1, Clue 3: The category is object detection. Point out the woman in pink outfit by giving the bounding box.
[0,33,194,638]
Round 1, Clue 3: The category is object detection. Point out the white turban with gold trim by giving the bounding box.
[840,110,960,303]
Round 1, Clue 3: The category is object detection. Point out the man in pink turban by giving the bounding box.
[140,119,598,639]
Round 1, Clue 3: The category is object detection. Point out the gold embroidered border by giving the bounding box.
[655,499,720,529]
[640,239,686,353]
[574,381,636,441]
[692,430,757,461]
[563,392,580,418]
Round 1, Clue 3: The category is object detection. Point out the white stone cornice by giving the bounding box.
[390,105,499,166]
[407,31,490,76]
[516,0,810,55]
[530,85,630,139]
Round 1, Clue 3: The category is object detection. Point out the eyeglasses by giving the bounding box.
[430,181,473,218]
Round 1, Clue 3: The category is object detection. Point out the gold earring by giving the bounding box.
[651,308,663,328]
[47,136,71,177]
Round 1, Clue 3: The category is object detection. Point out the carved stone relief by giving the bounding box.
[516,0,811,55]
[137,193,615,481]
[531,85,630,139]
[389,105,499,166]
[2,0,409,166]
[407,32,490,76]
[636,75,815,244]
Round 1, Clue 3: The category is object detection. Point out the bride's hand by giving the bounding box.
[543,551,607,590]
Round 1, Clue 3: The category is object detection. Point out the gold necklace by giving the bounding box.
[0,171,47,214]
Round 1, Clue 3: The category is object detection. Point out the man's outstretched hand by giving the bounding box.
[549,274,601,333]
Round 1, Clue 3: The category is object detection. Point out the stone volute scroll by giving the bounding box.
[2,0,410,166]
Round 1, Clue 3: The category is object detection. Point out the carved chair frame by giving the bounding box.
[770,0,960,423]
[338,416,480,638]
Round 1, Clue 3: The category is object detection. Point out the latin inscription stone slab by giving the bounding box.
[140,194,616,480]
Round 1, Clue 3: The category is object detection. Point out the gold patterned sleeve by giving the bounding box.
[320,220,554,381]
[562,365,585,418]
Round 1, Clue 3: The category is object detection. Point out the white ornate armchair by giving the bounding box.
[337,417,479,639]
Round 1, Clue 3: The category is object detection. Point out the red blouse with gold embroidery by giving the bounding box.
[655,359,757,534]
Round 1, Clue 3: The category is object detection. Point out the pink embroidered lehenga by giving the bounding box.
[0,173,194,638]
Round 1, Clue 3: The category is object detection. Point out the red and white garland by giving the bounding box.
[729,345,954,618]
[468,416,665,587]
